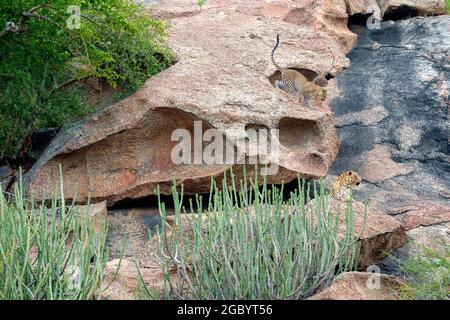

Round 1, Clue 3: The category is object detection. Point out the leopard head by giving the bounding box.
[345,171,362,188]
[317,88,327,101]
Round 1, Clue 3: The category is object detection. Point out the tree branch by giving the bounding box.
[0,3,59,38]
[49,75,92,95]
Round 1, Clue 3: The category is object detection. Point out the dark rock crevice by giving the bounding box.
[347,3,431,30]
[347,13,374,26]
[335,119,387,129]
[383,5,419,21]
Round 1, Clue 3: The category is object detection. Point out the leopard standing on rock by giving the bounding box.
[271,34,328,108]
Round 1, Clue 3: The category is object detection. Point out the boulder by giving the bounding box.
[328,16,450,230]
[308,271,404,300]
[23,0,356,205]
[101,258,181,300]
[406,223,450,253]
[343,201,406,268]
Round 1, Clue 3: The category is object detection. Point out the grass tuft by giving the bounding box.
[397,240,449,300]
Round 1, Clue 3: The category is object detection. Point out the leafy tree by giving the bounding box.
[0,0,172,161]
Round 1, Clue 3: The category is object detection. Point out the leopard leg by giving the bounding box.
[293,82,304,104]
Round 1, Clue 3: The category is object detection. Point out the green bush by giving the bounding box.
[0,171,108,300]
[196,0,207,7]
[398,241,449,300]
[0,1,172,160]
[149,170,365,299]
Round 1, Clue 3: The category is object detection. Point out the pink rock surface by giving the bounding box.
[309,271,403,300]
[24,0,355,205]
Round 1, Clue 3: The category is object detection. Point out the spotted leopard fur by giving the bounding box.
[271,34,327,108]
[331,171,362,201]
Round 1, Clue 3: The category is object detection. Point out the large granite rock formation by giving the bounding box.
[23,0,359,205]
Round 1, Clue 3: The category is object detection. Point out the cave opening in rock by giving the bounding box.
[109,176,313,214]
[347,12,379,35]
[278,117,320,152]
[383,5,418,21]
[269,68,321,88]
[110,191,208,212]
[347,5,419,30]
[347,13,373,26]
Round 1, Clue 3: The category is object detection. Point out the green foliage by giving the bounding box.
[446,0,450,14]
[398,241,449,300]
[0,1,172,160]
[149,169,365,299]
[196,0,207,7]
[0,171,108,300]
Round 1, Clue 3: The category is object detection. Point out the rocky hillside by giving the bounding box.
[1,0,448,300]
